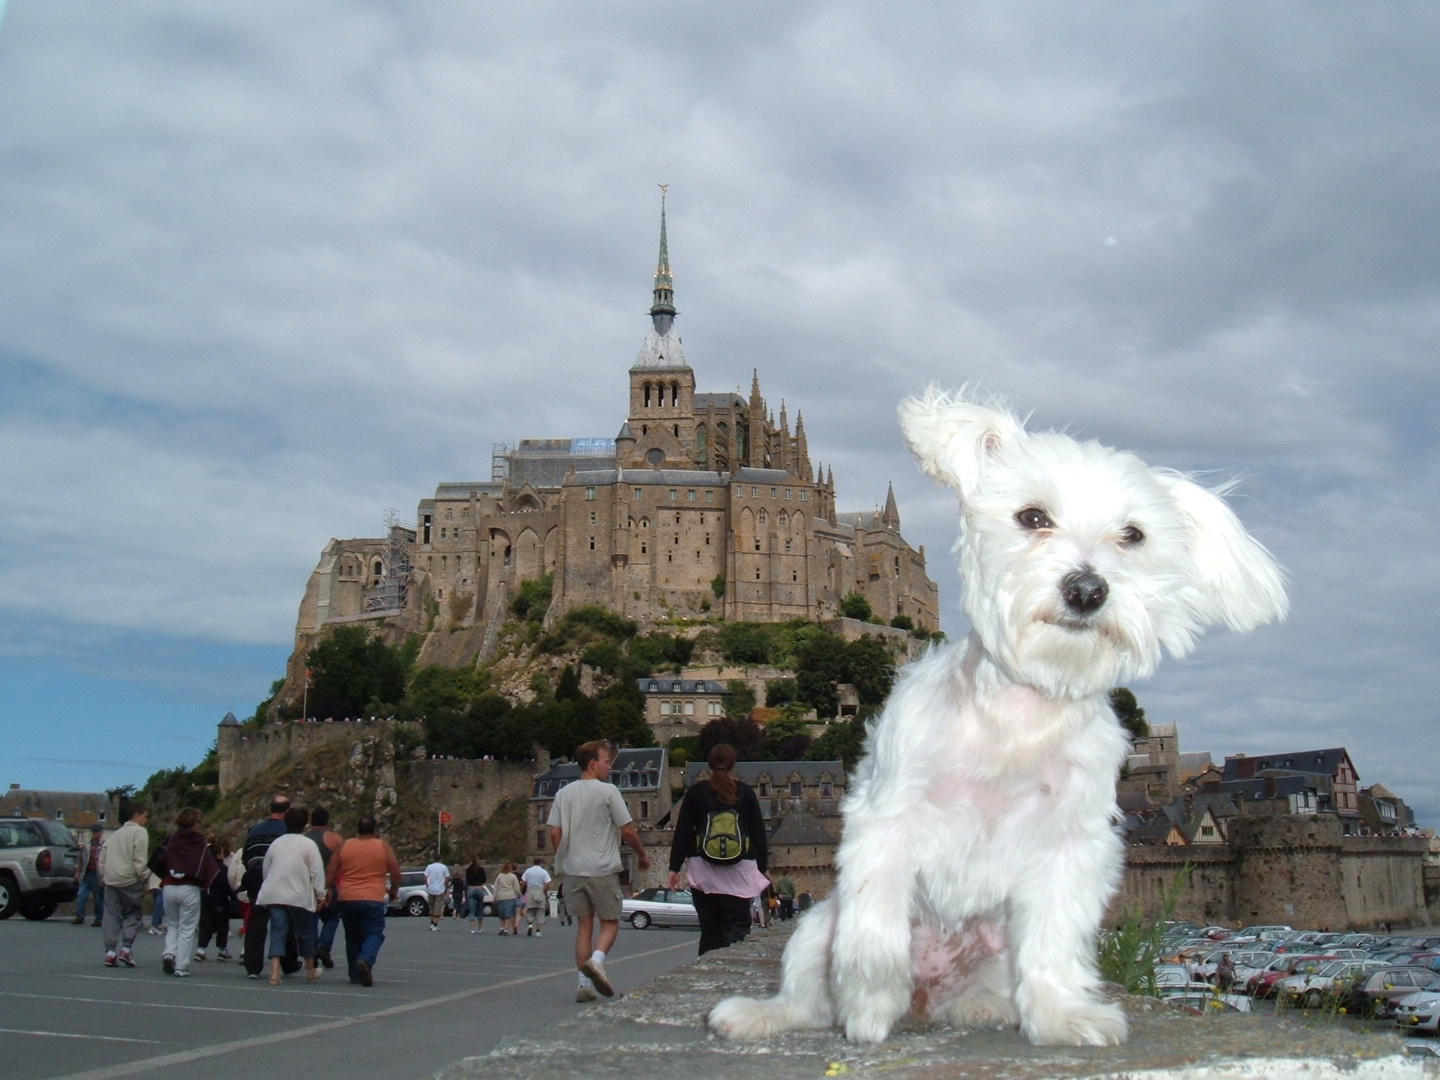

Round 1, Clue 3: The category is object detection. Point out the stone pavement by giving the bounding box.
[439,922,1440,1080]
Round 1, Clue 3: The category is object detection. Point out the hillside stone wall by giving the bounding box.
[395,757,537,829]
[217,719,414,795]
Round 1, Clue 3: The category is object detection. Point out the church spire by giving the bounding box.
[650,186,676,335]
[881,482,900,529]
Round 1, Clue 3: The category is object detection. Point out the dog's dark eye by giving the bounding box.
[1014,507,1053,531]
[1120,524,1145,546]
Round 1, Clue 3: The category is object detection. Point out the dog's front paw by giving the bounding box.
[1023,1001,1127,1047]
[843,1010,895,1044]
[943,988,1020,1029]
[709,996,776,1040]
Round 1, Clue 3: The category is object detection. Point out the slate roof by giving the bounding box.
[219,711,240,727]
[1223,748,1354,782]
[767,806,839,846]
[531,747,664,799]
[433,482,504,499]
[638,678,726,695]
[693,393,745,410]
[732,468,795,484]
[683,760,842,788]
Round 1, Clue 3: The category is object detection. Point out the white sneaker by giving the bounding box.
[580,957,614,997]
[576,985,597,1003]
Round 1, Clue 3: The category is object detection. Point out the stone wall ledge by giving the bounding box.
[436,922,1439,1080]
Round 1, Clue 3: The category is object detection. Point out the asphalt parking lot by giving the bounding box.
[0,912,701,1080]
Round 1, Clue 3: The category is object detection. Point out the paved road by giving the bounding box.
[1,912,700,1080]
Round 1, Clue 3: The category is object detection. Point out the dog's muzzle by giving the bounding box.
[1061,569,1108,615]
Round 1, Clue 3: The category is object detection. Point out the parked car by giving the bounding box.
[1276,960,1388,1008]
[1159,987,1252,1013]
[1249,955,1335,998]
[1236,924,1294,942]
[621,887,698,929]
[1394,984,1440,1034]
[0,817,80,920]
[386,871,493,918]
[1349,968,1440,1018]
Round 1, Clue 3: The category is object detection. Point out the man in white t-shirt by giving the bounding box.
[548,740,651,1001]
[422,858,450,932]
[520,859,553,937]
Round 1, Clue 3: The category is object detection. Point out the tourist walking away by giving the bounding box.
[157,807,223,977]
[146,872,164,935]
[464,856,488,934]
[521,858,552,936]
[450,863,466,921]
[492,862,521,935]
[774,875,796,920]
[241,796,298,978]
[304,808,344,968]
[329,815,401,987]
[73,823,105,925]
[195,836,234,961]
[668,743,769,955]
[548,739,651,1001]
[101,803,149,968]
[423,856,450,931]
[255,807,327,985]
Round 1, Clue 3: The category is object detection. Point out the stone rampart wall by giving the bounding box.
[218,719,412,794]
[394,758,538,829]
[1108,814,1432,930]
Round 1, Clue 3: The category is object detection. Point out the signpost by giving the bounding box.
[438,810,452,858]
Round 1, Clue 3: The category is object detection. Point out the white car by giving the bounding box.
[1395,987,1440,1033]
[621,887,698,929]
[1276,960,1388,1007]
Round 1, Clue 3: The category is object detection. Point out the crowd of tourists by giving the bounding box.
[69,737,797,1003]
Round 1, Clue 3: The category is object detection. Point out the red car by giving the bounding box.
[1249,955,1335,998]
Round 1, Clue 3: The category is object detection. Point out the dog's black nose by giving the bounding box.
[1061,569,1108,614]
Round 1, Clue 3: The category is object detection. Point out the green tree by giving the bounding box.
[698,715,767,762]
[765,677,799,707]
[510,574,553,621]
[306,625,406,719]
[846,636,897,705]
[722,679,756,718]
[806,715,867,774]
[839,592,873,621]
[1110,687,1149,741]
[889,613,914,632]
[794,631,849,716]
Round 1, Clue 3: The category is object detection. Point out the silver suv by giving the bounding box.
[0,817,80,920]
[386,871,495,918]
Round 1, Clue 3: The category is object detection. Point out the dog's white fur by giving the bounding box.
[709,387,1287,1047]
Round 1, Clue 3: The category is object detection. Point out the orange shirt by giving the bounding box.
[330,836,401,903]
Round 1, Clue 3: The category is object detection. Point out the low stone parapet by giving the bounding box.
[437,920,1434,1080]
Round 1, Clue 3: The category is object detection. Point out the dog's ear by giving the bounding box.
[898,386,1024,499]
[1158,473,1288,632]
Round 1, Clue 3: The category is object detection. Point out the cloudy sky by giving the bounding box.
[1,3,1436,822]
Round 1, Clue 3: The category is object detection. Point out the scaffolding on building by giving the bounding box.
[363,510,415,616]
[492,442,512,485]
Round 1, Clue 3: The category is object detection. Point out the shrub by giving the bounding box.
[890,613,915,632]
[722,679,756,718]
[537,605,638,653]
[717,622,773,665]
[306,625,407,719]
[839,592,873,621]
[510,574,554,621]
[765,677,799,707]
[711,572,726,599]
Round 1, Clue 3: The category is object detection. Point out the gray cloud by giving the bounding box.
[0,2,1436,818]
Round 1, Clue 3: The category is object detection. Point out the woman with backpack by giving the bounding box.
[668,743,769,955]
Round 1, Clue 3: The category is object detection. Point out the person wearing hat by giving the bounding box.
[73,823,106,926]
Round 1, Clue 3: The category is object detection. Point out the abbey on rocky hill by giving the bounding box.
[280,198,940,699]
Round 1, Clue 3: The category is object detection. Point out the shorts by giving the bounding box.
[428,893,446,917]
[563,874,622,922]
[496,898,517,919]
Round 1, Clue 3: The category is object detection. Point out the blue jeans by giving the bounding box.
[74,870,100,920]
[466,887,486,920]
[317,903,341,954]
[337,900,386,981]
[150,889,165,928]
[267,905,317,959]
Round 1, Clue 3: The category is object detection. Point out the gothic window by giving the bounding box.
[373,559,383,579]
[643,381,651,407]
[671,381,679,405]
[696,425,706,452]
[758,509,768,525]
[779,511,787,526]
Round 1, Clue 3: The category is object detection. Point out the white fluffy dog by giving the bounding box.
[709,388,1287,1047]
